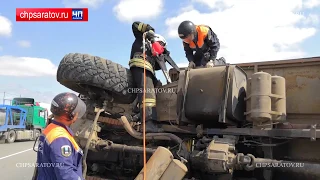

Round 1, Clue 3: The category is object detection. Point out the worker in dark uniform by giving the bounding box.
[178,20,224,68]
[32,92,87,180]
[128,21,163,133]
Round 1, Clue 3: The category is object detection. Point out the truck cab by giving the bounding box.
[0,97,48,143]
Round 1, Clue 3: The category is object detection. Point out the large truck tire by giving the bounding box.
[56,53,137,104]
[6,130,16,143]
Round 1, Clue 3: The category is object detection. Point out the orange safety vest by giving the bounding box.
[35,121,84,179]
[184,25,210,50]
[42,123,81,152]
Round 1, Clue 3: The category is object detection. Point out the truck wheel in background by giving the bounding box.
[33,129,40,140]
[56,53,137,104]
[6,130,16,143]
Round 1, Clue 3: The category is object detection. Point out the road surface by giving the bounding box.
[0,141,36,180]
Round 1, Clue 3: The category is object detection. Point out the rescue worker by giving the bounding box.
[128,21,164,133]
[32,92,86,180]
[177,20,223,68]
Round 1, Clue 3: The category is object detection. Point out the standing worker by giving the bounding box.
[128,21,164,133]
[177,20,224,68]
[32,92,87,180]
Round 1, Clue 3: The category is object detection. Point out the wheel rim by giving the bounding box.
[9,132,14,140]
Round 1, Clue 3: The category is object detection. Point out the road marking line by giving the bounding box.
[0,148,33,160]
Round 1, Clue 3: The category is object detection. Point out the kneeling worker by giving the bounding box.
[178,20,222,68]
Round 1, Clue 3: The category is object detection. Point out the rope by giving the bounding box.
[142,32,147,180]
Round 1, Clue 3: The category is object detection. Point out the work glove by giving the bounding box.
[205,60,215,68]
[146,30,156,41]
[188,61,196,69]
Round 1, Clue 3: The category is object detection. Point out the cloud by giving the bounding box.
[62,0,105,8]
[0,56,58,76]
[303,0,320,8]
[0,15,12,37]
[0,84,60,105]
[113,0,164,22]
[302,14,319,25]
[177,62,189,68]
[39,102,52,115]
[165,0,320,63]
[17,40,31,48]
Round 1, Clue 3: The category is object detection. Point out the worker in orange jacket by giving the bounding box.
[33,92,86,180]
[178,20,225,68]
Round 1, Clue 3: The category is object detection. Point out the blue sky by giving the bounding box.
[0,0,319,105]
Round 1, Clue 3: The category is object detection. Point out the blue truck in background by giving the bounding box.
[0,97,48,143]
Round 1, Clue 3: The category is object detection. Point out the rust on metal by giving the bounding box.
[156,81,178,122]
[237,56,320,124]
[236,56,320,67]
[98,116,136,126]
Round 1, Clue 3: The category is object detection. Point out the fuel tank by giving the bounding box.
[177,65,247,125]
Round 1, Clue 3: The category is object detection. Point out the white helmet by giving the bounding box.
[153,34,167,48]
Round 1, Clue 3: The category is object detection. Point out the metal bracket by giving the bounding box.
[179,68,190,124]
[311,124,317,141]
[219,65,231,123]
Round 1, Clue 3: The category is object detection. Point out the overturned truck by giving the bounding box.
[56,53,320,180]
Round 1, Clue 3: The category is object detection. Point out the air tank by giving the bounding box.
[250,71,272,123]
[160,159,188,180]
[135,146,173,180]
[271,75,286,121]
[245,78,252,121]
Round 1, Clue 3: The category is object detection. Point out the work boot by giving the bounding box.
[145,120,164,133]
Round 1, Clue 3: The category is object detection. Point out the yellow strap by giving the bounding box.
[142,23,147,32]
[141,98,156,107]
[143,98,156,103]
[138,23,144,31]
[129,58,154,74]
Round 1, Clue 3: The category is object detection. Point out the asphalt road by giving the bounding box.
[0,141,36,180]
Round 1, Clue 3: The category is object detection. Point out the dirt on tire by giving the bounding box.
[56,53,136,104]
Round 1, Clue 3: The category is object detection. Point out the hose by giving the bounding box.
[120,115,189,154]
[82,108,105,178]
[142,31,148,180]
